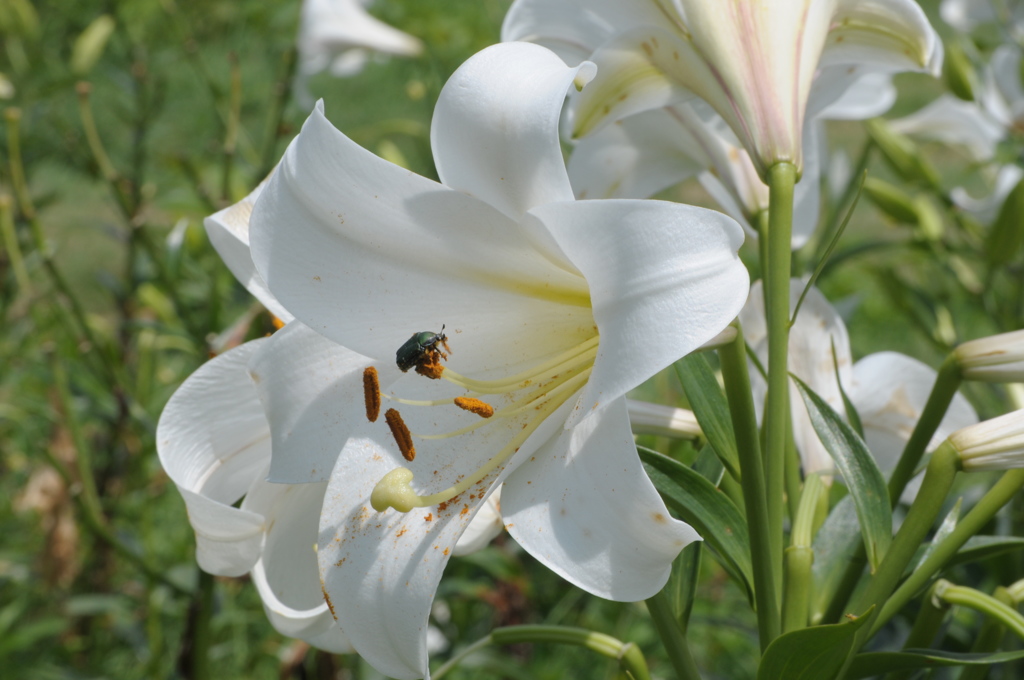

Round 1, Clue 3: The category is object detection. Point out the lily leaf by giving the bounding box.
[847,649,1024,678]
[639,446,753,602]
[811,497,862,619]
[795,376,892,571]
[674,353,741,480]
[757,608,872,680]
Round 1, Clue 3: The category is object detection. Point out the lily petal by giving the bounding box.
[247,321,384,484]
[156,341,270,576]
[250,102,594,375]
[888,94,1005,162]
[204,180,294,323]
[501,0,614,65]
[826,0,943,76]
[527,199,748,426]
[243,476,353,653]
[431,42,591,221]
[502,397,699,599]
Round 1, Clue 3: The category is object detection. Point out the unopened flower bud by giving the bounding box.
[943,41,977,102]
[864,177,919,224]
[626,399,702,439]
[949,409,1024,471]
[865,118,941,188]
[955,330,1024,382]
[984,178,1024,266]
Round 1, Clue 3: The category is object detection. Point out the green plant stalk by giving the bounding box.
[4,108,36,221]
[883,581,950,680]
[873,469,1024,637]
[888,355,962,504]
[958,586,1014,680]
[190,570,215,680]
[646,592,701,680]
[0,193,31,292]
[432,625,653,680]
[846,444,961,657]
[783,474,824,633]
[808,139,873,270]
[765,161,797,600]
[934,580,1024,641]
[257,46,297,180]
[719,324,780,649]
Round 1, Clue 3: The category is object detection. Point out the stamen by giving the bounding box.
[415,351,446,379]
[385,408,416,461]
[363,366,381,422]
[454,397,494,418]
[440,337,599,393]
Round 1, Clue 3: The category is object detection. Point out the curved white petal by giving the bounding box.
[204,180,294,323]
[243,477,353,653]
[814,71,897,121]
[250,101,595,375]
[527,199,748,427]
[848,351,978,501]
[452,488,503,556]
[826,0,943,77]
[989,46,1024,125]
[318,392,574,679]
[567,107,708,200]
[951,164,1024,221]
[430,42,589,221]
[247,321,386,484]
[299,0,422,67]
[940,0,997,33]
[156,341,270,576]
[503,397,698,600]
[888,95,1004,162]
[501,0,614,66]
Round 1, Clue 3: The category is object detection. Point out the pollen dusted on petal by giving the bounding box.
[454,396,494,418]
[385,408,416,461]
[363,366,381,422]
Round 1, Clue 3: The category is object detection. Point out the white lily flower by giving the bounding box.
[950,408,1024,471]
[295,0,422,107]
[889,45,1024,220]
[162,183,499,654]
[955,329,1024,382]
[505,0,941,178]
[740,280,977,498]
[247,42,749,679]
[941,0,1024,41]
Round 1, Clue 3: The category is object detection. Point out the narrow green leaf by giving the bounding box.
[985,177,1024,266]
[665,542,702,631]
[847,649,1024,678]
[794,377,892,571]
[831,338,863,438]
[812,497,862,619]
[674,354,741,479]
[639,446,753,601]
[757,607,873,680]
[912,497,962,572]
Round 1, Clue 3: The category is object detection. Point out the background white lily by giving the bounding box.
[247,42,749,679]
[740,280,977,497]
[504,0,941,177]
[295,0,422,107]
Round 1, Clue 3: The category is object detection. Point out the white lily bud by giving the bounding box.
[954,330,1024,382]
[949,408,1024,471]
[627,399,702,439]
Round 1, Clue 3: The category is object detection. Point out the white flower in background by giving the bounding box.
[247,42,749,679]
[955,329,1024,382]
[740,280,977,497]
[889,45,1024,220]
[295,0,422,106]
[951,409,1024,471]
[0,72,13,99]
[504,0,941,178]
[941,0,1024,41]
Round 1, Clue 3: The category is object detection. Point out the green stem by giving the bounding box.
[848,444,961,652]
[959,586,1014,680]
[257,47,297,180]
[0,193,31,293]
[646,591,701,680]
[934,580,1024,640]
[189,570,215,680]
[888,355,962,504]
[873,469,1024,636]
[783,474,824,633]
[764,162,797,601]
[719,324,780,649]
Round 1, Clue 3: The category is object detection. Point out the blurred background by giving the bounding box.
[0,0,1018,678]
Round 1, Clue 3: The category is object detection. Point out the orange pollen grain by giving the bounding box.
[363,366,381,422]
[385,408,416,461]
[454,396,494,418]
[271,315,286,330]
[414,351,446,379]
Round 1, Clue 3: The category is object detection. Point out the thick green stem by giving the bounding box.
[764,162,797,600]
[874,469,1024,636]
[646,591,702,680]
[888,355,962,504]
[934,580,1024,641]
[783,474,824,633]
[719,325,780,649]
[884,581,950,680]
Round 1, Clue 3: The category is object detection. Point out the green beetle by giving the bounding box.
[395,325,450,373]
